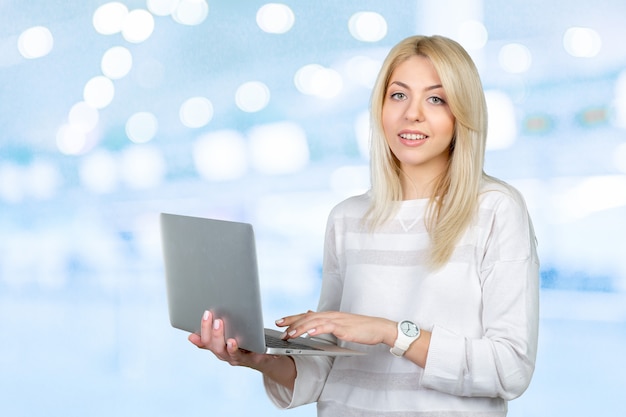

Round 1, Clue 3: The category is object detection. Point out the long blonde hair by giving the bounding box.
[366,35,488,268]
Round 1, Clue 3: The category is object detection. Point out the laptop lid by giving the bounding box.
[161,213,267,353]
[160,213,364,356]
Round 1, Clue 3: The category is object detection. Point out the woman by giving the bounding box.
[189,35,539,416]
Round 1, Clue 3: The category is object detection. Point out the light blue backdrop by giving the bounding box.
[1,1,625,416]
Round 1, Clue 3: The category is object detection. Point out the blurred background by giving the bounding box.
[1,0,625,416]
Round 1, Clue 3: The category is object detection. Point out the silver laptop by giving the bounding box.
[160,212,363,356]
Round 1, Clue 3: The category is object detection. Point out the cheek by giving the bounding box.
[381,107,395,137]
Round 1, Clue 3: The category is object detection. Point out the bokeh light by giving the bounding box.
[193,130,248,181]
[457,20,488,50]
[120,145,166,189]
[122,9,155,43]
[101,46,133,79]
[0,163,23,203]
[348,11,387,42]
[56,124,89,155]
[68,102,99,134]
[294,64,343,98]
[126,112,159,144]
[256,3,295,34]
[25,159,62,200]
[248,122,309,174]
[563,26,602,58]
[147,0,179,16]
[344,55,381,89]
[172,0,209,26]
[83,76,115,109]
[93,2,128,35]
[485,90,517,150]
[179,96,214,128]
[79,150,118,194]
[17,26,53,59]
[235,81,271,113]
[499,43,532,73]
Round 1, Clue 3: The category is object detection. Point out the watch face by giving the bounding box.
[401,320,419,337]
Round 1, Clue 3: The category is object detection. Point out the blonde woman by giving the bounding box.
[190,35,539,416]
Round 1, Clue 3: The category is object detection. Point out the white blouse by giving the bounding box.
[264,179,540,417]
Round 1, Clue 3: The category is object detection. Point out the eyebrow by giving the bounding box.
[389,81,443,92]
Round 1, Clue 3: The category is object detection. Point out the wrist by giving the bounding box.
[384,319,399,347]
[390,320,421,357]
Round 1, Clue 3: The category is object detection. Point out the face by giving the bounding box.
[381,55,455,185]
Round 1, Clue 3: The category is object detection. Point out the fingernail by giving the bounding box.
[288,329,297,337]
[213,319,220,330]
[203,310,209,321]
[226,340,233,350]
[275,318,284,325]
[280,331,288,340]
[307,328,316,335]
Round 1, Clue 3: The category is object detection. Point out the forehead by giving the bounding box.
[388,55,442,87]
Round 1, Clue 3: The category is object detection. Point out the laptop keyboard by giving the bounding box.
[265,334,322,351]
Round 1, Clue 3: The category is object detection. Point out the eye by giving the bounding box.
[390,91,407,101]
[428,96,446,105]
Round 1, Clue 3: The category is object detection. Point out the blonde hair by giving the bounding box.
[366,35,488,268]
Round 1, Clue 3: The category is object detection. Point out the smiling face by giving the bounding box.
[381,55,455,195]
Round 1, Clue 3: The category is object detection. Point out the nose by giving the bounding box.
[405,99,423,122]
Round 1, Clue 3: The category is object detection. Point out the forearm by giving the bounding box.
[402,329,431,368]
[249,355,297,391]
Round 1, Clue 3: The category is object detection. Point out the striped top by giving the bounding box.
[264,179,540,416]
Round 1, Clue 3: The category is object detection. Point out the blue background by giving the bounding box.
[1,1,625,416]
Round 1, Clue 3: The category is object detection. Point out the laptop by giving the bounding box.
[160,212,364,356]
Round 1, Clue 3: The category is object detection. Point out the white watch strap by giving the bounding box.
[390,320,420,357]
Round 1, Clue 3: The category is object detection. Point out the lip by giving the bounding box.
[398,129,429,146]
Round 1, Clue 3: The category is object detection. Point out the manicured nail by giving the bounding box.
[226,340,234,350]
[288,329,297,337]
[213,319,221,330]
[307,328,316,335]
[275,318,284,325]
[203,310,210,321]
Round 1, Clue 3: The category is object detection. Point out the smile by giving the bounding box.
[399,133,428,140]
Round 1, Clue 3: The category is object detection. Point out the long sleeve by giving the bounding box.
[421,185,540,399]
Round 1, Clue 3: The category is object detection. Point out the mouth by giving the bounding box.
[399,133,428,141]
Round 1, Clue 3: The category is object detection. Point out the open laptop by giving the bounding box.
[160,212,363,356]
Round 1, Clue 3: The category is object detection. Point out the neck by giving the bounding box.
[399,168,445,200]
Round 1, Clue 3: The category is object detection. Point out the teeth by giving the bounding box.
[400,133,427,140]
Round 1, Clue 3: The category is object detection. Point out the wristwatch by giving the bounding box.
[390,320,421,357]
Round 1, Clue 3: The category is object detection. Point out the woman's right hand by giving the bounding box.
[188,310,266,368]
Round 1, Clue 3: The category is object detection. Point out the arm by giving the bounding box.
[420,191,540,399]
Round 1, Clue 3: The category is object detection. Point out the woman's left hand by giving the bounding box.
[275,311,397,347]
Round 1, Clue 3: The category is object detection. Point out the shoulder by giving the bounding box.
[479,176,529,215]
[328,192,371,219]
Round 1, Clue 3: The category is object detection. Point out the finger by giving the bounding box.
[275,310,317,327]
[211,318,224,348]
[188,332,202,347]
[199,310,213,346]
[283,319,324,339]
[226,338,239,355]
